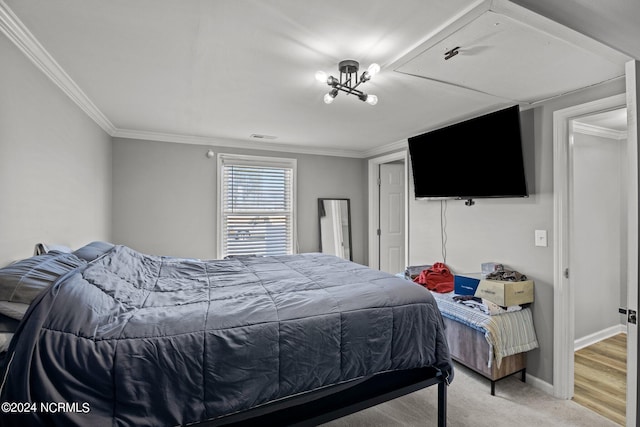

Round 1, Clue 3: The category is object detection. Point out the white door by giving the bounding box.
[625,59,639,427]
[379,163,405,274]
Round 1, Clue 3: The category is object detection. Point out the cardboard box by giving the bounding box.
[474,279,534,306]
[454,273,483,295]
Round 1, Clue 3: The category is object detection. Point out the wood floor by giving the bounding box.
[573,333,626,426]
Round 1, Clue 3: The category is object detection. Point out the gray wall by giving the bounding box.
[3,18,630,389]
[112,138,368,264]
[111,80,629,387]
[572,131,625,339]
[0,33,112,267]
[376,78,626,385]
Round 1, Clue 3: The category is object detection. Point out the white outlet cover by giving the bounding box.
[535,230,548,247]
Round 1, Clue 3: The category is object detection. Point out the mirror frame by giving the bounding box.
[318,198,353,261]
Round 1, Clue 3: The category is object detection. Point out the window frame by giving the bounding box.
[217,153,297,259]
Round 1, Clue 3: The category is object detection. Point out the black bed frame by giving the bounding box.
[198,367,447,427]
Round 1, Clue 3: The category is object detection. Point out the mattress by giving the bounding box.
[0,246,453,427]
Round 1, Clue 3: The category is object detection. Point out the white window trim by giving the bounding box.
[217,153,297,259]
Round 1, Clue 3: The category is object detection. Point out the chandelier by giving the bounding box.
[315,60,380,105]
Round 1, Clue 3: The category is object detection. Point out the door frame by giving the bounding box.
[552,93,627,399]
[624,60,639,426]
[368,151,409,270]
[553,77,637,426]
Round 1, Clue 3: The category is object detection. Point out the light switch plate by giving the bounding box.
[535,229,547,247]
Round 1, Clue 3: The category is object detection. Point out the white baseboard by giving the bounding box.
[524,373,554,396]
[574,324,626,351]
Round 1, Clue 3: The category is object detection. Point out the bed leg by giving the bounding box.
[490,380,496,396]
[521,368,526,383]
[438,380,447,427]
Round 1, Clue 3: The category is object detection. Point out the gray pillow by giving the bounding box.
[0,252,86,305]
[0,332,13,352]
[0,301,29,320]
[0,313,19,333]
[72,241,115,262]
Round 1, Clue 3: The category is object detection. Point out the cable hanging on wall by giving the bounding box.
[440,200,448,263]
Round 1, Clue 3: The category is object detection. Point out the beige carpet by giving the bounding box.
[321,362,619,427]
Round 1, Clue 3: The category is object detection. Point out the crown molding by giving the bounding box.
[0,1,116,135]
[1,0,407,159]
[112,128,366,158]
[362,139,408,158]
[573,121,627,140]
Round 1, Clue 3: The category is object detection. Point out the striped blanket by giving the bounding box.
[430,291,538,368]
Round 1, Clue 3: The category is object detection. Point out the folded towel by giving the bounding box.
[404,264,432,279]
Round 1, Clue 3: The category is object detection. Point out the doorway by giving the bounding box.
[553,89,637,427]
[570,108,628,423]
[368,151,408,273]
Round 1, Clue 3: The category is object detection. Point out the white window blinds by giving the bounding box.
[218,154,296,258]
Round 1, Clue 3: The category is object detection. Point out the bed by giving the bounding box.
[0,243,453,427]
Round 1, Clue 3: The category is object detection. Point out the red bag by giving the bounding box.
[413,262,454,293]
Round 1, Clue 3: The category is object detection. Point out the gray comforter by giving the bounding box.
[0,246,453,427]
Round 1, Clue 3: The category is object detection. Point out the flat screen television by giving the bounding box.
[408,105,528,202]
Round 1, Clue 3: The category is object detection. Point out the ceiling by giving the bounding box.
[2,0,638,157]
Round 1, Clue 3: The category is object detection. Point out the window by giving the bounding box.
[218,153,296,258]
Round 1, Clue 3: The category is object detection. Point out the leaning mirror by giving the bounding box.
[318,198,352,261]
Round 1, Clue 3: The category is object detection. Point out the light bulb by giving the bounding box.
[315,70,328,83]
[365,94,378,105]
[324,93,335,104]
[367,63,380,78]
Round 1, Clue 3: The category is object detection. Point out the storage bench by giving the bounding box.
[430,291,538,395]
[442,317,527,394]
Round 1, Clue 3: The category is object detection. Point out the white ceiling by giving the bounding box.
[2,0,637,157]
